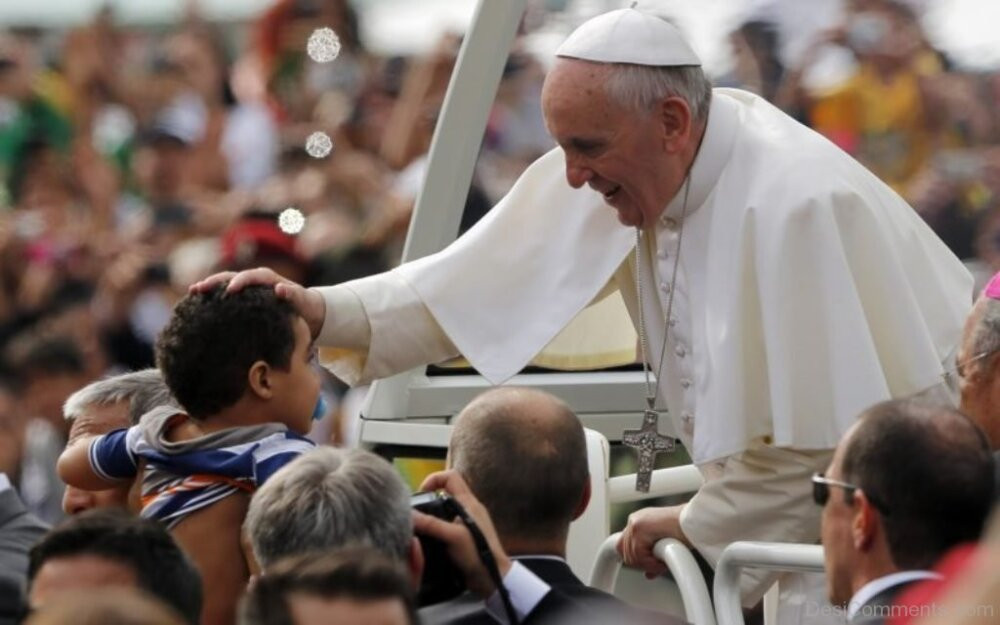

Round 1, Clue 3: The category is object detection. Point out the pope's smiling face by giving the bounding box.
[542,59,689,228]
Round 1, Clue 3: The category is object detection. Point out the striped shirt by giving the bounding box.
[89,406,314,527]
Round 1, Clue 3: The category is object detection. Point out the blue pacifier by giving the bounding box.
[311,393,328,421]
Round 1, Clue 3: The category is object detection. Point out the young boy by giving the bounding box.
[58,284,322,625]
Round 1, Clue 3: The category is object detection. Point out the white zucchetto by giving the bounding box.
[555,8,701,67]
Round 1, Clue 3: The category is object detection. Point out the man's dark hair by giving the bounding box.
[155,284,298,418]
[27,510,202,625]
[239,548,417,625]
[450,388,589,543]
[841,399,995,570]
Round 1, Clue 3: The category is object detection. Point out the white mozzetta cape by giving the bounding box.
[343,89,972,463]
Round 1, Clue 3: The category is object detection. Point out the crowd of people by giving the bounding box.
[1,0,999,624]
[0,0,551,523]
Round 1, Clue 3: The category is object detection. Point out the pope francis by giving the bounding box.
[195,7,972,621]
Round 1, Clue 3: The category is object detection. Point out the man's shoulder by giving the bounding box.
[718,90,886,213]
[418,593,484,625]
[850,578,927,625]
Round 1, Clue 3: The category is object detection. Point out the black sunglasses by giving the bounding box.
[811,473,890,514]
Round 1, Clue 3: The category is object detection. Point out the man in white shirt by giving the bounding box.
[816,399,994,624]
[195,7,970,615]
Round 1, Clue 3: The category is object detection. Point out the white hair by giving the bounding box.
[244,447,412,568]
[63,368,178,425]
[969,298,1000,361]
[603,63,713,121]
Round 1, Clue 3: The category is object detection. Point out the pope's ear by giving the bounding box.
[657,96,693,152]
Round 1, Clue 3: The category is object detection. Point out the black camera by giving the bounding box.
[411,491,466,606]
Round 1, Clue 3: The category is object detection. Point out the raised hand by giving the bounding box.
[189,268,326,339]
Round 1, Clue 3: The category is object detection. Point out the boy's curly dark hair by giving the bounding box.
[155,284,298,419]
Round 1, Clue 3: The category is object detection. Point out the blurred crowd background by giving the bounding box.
[1,0,999,524]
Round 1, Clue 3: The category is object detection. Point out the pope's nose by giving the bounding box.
[565,162,593,189]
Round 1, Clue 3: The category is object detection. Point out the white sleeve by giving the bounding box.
[314,271,459,386]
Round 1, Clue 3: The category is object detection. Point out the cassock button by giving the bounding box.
[675,345,687,358]
[660,282,671,294]
[680,378,692,389]
[662,216,678,229]
[668,316,678,327]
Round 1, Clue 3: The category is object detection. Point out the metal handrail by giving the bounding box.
[589,532,717,625]
[713,542,825,625]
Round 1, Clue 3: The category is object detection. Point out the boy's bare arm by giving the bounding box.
[171,493,251,625]
[57,436,131,491]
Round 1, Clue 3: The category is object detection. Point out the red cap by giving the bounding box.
[220,219,303,268]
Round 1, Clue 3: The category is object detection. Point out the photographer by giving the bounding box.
[246,446,624,625]
[244,448,542,624]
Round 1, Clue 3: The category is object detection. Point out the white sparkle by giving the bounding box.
[307,28,341,63]
[305,131,333,159]
[278,208,306,235]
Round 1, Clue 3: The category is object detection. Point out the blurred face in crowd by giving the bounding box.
[165,32,223,103]
[542,59,690,229]
[819,423,861,607]
[62,401,133,515]
[956,299,1000,450]
[22,372,89,430]
[845,1,923,65]
[133,138,189,202]
[0,36,33,101]
[29,554,138,610]
[0,388,24,476]
[286,594,411,625]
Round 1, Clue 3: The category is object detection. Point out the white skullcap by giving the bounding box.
[555,8,701,67]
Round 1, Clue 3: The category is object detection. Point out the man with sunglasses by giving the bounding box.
[815,399,994,624]
[954,271,1000,498]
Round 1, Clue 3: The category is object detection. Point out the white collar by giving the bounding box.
[847,570,942,619]
[511,555,567,563]
[661,90,740,223]
[0,472,11,493]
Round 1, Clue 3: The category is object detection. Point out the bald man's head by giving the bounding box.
[449,388,588,552]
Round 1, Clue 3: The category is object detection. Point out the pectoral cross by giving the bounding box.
[622,407,675,493]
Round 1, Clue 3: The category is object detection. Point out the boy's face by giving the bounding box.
[272,316,322,434]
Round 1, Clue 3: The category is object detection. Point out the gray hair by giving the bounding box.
[968,297,1000,362]
[245,447,412,569]
[63,368,178,426]
[603,64,713,121]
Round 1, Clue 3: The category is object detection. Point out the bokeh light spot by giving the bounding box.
[278,208,306,235]
[307,28,342,63]
[305,131,334,159]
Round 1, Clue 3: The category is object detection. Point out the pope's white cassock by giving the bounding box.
[313,33,971,618]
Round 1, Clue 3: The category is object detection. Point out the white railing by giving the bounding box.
[608,464,704,503]
[589,532,717,625]
[713,542,825,625]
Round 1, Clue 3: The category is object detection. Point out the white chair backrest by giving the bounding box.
[713,542,825,625]
[565,428,611,578]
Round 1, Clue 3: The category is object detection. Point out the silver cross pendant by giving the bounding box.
[622,408,676,492]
